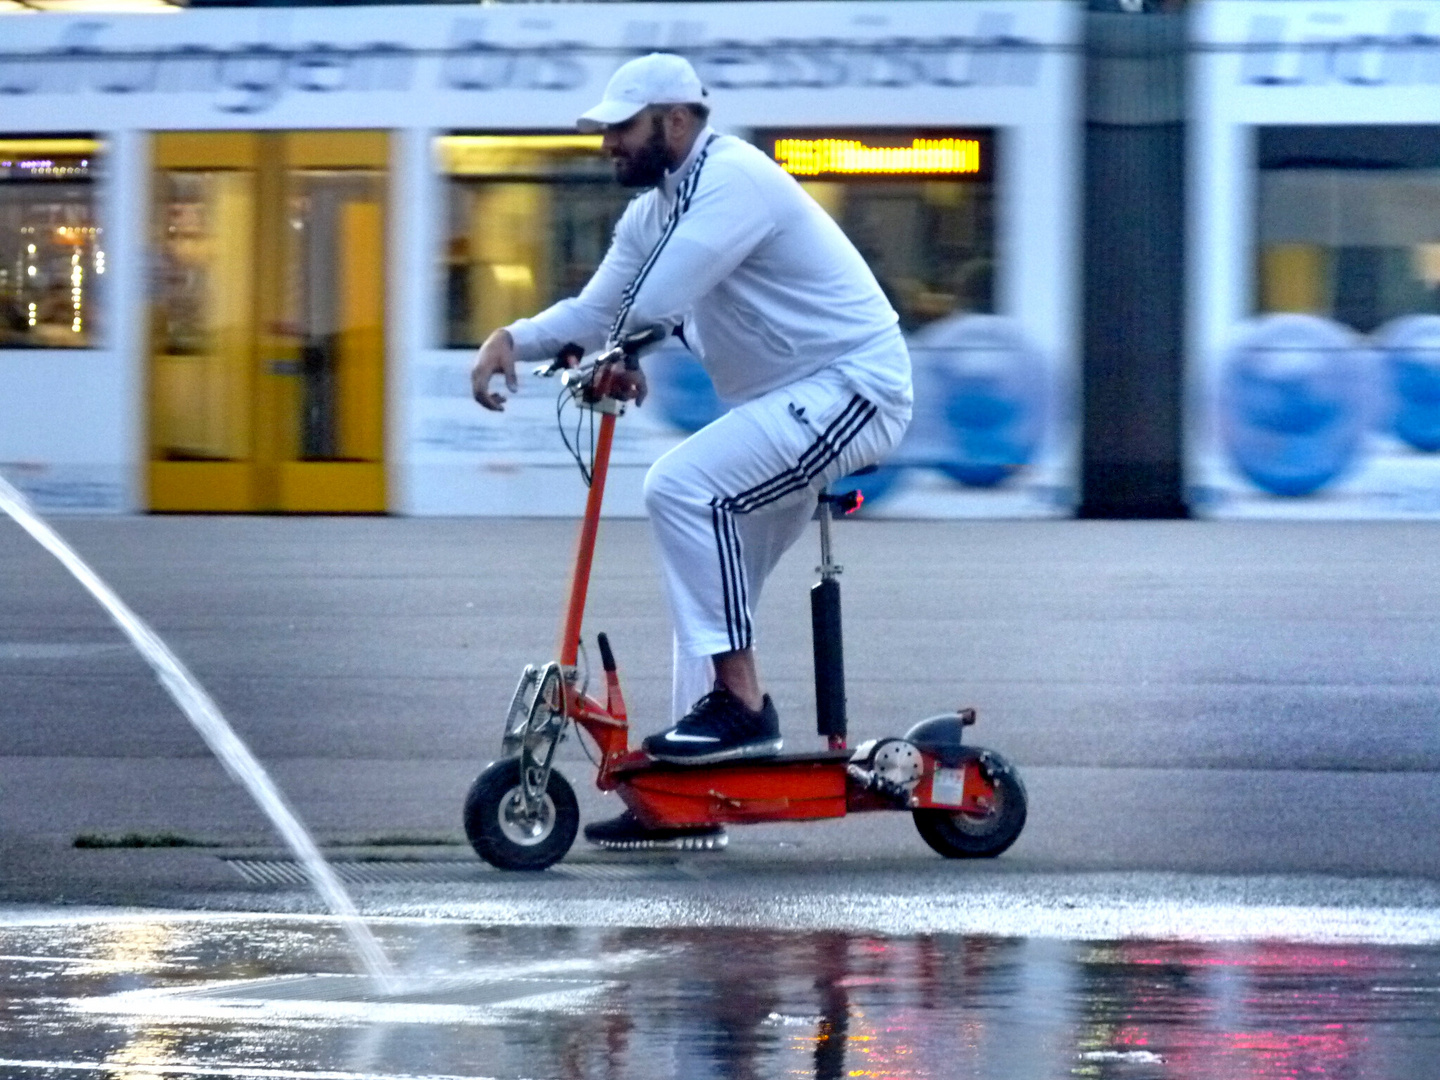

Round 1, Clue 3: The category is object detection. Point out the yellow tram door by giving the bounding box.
[148,131,387,512]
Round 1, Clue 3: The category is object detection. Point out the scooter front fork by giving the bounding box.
[499,665,539,758]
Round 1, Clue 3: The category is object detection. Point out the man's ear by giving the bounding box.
[662,106,699,163]
[664,105,695,141]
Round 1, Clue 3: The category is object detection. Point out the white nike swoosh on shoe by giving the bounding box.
[663,732,720,743]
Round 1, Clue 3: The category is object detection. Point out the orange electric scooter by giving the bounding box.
[463,328,1027,871]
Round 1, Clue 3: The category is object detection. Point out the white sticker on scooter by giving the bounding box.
[931,767,966,807]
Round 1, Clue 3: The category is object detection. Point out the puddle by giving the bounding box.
[3,912,1440,1079]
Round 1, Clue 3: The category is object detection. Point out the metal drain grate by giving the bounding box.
[224,859,478,886]
[223,858,686,885]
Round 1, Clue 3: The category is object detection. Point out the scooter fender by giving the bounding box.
[903,709,976,768]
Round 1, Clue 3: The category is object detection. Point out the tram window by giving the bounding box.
[1257,126,1440,333]
[438,133,628,349]
[0,137,103,349]
[757,129,996,330]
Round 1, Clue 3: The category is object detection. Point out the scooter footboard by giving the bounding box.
[616,754,849,827]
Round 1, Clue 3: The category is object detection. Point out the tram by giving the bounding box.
[0,0,1080,518]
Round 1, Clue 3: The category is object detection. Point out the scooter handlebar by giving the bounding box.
[537,327,668,400]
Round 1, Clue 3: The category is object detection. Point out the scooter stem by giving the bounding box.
[558,410,616,667]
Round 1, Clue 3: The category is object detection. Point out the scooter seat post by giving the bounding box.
[816,492,840,580]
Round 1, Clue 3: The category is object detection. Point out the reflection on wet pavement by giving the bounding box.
[3,913,1440,1079]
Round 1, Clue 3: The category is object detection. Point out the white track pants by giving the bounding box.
[643,361,910,722]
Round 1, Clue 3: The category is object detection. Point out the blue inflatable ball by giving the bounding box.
[905,315,1048,488]
[1375,315,1440,452]
[1220,314,1373,497]
[644,341,726,434]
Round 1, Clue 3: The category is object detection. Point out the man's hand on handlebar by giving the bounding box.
[472,329,518,411]
[595,325,664,404]
[602,363,647,406]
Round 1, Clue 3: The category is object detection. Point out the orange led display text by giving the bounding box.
[772,137,982,177]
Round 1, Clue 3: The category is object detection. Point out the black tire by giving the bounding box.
[913,748,1027,859]
[464,758,578,871]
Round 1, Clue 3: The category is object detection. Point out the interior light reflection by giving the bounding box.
[439,134,604,176]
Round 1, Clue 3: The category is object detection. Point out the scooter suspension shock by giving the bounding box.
[812,492,852,749]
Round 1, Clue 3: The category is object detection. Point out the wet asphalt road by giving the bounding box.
[5,515,1440,1079]
[4,515,1440,901]
[4,910,1440,1080]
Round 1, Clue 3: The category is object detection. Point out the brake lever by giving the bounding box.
[534,342,586,377]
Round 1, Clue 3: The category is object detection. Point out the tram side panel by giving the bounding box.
[1190,0,1440,519]
[0,0,1082,519]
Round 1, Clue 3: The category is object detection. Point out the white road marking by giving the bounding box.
[5,877,1440,945]
[373,892,1440,945]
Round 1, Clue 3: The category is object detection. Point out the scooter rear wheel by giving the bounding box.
[464,757,579,871]
[913,749,1027,859]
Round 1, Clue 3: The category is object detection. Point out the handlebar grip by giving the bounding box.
[535,342,586,377]
[619,325,667,370]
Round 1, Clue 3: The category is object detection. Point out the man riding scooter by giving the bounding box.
[471,52,912,850]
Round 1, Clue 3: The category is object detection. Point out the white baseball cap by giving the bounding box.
[577,53,708,133]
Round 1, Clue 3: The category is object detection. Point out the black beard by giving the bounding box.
[614,116,672,189]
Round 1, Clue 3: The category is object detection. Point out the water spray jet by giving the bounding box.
[0,475,397,992]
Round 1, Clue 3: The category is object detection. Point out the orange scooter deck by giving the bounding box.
[609,749,853,828]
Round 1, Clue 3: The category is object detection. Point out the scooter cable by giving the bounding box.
[573,715,603,769]
[555,383,593,487]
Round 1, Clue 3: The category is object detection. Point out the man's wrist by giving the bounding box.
[504,320,544,362]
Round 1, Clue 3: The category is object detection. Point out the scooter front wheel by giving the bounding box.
[464,757,579,871]
[913,749,1027,859]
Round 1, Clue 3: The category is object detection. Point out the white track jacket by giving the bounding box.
[506,129,911,408]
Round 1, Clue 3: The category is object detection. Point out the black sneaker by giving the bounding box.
[583,811,728,852]
[641,688,782,764]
